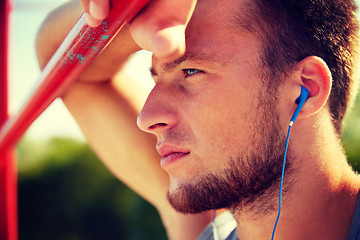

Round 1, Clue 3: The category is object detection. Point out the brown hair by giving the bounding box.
[237,0,359,135]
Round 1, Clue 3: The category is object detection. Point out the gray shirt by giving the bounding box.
[348,195,360,240]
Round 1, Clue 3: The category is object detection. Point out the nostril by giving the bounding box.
[149,122,167,130]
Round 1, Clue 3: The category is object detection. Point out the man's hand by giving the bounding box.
[80,0,109,27]
[81,0,197,60]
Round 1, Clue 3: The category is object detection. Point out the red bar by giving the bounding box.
[0,0,150,152]
[0,0,18,239]
[0,0,149,238]
[0,0,9,131]
[0,150,17,240]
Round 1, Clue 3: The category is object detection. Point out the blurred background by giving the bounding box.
[10,0,164,239]
[7,0,360,239]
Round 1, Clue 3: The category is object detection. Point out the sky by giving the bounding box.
[8,0,153,141]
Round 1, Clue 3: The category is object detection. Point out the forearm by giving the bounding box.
[35,0,159,199]
[62,78,170,206]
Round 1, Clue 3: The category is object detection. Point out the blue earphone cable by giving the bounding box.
[271,123,292,240]
[271,86,308,239]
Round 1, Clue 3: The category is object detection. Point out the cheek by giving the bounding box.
[186,85,259,164]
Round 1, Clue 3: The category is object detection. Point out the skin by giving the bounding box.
[139,0,360,239]
[36,0,360,239]
[138,0,287,214]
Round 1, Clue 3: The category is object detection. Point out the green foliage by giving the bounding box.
[342,90,360,172]
[17,138,166,240]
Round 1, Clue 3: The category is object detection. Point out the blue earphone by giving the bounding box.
[290,86,310,124]
[271,86,309,239]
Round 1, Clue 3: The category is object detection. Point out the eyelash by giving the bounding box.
[182,68,205,78]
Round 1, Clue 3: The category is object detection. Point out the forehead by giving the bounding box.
[152,0,258,70]
[194,0,249,22]
[186,0,253,42]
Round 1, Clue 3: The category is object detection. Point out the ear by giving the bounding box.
[290,56,332,119]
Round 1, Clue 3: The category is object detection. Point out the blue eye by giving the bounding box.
[183,68,204,77]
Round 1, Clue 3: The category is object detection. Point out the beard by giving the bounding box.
[167,94,291,214]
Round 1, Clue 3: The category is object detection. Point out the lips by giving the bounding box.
[156,144,190,167]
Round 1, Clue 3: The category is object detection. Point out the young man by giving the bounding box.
[36,0,360,239]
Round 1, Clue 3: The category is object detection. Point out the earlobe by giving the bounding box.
[296,56,332,118]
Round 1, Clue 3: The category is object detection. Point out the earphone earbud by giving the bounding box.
[290,86,309,125]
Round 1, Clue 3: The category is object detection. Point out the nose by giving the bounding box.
[137,84,178,136]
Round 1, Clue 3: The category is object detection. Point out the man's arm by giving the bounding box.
[35,1,212,239]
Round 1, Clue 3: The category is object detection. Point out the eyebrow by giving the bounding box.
[150,51,227,77]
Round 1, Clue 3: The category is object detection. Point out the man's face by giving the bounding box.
[137,0,287,213]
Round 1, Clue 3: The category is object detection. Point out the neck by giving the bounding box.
[231,114,360,240]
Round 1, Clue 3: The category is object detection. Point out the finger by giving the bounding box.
[89,0,109,21]
[80,0,90,12]
[85,13,103,27]
[150,25,186,60]
[81,0,110,27]
[129,0,197,59]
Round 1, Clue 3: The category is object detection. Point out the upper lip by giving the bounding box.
[156,143,190,158]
